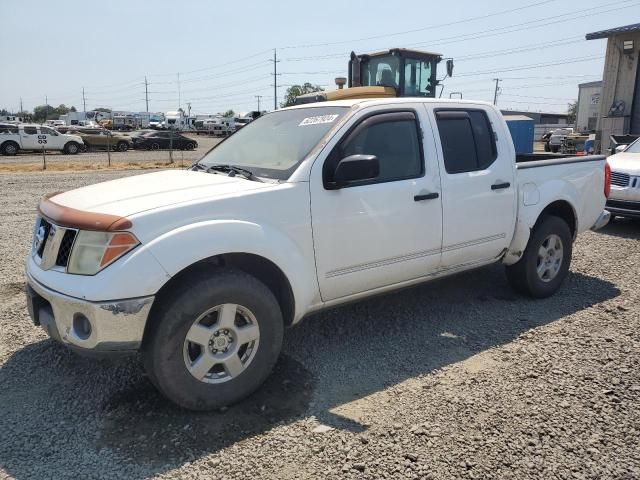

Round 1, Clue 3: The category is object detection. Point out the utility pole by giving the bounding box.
[144,76,149,113]
[255,95,262,111]
[269,49,280,110]
[82,87,87,116]
[177,73,181,111]
[492,78,502,106]
[45,95,48,122]
[19,97,23,114]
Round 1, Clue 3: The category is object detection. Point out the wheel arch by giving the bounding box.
[143,252,296,346]
[504,198,577,265]
[537,200,577,239]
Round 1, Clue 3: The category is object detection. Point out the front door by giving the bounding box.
[39,127,64,149]
[310,107,443,301]
[431,107,516,268]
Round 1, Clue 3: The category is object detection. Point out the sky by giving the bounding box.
[1,0,639,115]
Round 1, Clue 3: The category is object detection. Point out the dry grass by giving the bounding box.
[0,161,182,173]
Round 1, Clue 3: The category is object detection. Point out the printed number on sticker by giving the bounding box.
[299,114,339,126]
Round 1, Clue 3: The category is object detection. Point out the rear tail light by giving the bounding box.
[604,161,611,198]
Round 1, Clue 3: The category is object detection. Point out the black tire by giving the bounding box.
[142,269,284,411]
[544,142,550,152]
[151,142,160,150]
[117,141,129,152]
[186,142,197,150]
[82,142,91,152]
[550,145,559,153]
[1,141,19,156]
[505,215,572,298]
[64,142,80,155]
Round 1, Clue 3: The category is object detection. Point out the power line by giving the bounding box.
[455,55,604,77]
[278,0,557,49]
[282,0,637,62]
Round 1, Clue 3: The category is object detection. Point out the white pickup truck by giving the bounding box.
[1,123,84,155]
[25,98,611,410]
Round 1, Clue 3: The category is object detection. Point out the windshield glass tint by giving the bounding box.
[198,106,348,180]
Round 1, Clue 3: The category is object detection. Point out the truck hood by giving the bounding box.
[608,152,640,175]
[50,169,273,218]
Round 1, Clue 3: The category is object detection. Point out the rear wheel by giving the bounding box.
[142,269,284,411]
[117,141,129,152]
[1,141,19,156]
[186,142,197,150]
[151,142,160,150]
[64,142,80,155]
[505,215,572,298]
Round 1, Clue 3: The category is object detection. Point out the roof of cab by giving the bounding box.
[282,97,494,111]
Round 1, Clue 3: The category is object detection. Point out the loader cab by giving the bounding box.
[349,48,446,98]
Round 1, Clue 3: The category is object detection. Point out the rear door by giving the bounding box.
[431,106,517,268]
[20,126,40,149]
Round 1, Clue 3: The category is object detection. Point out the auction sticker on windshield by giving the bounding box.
[298,114,339,126]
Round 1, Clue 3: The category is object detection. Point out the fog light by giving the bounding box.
[73,313,92,340]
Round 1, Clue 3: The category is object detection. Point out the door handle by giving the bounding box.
[491,182,511,190]
[414,192,439,201]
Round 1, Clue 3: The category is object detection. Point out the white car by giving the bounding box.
[25,98,610,410]
[606,138,640,218]
[0,124,84,155]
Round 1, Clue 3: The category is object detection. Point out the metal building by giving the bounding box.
[587,23,640,153]
[575,81,602,133]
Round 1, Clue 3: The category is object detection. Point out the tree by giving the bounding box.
[223,109,235,118]
[567,100,578,125]
[281,83,324,108]
[31,104,76,123]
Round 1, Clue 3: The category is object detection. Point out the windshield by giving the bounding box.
[198,106,349,180]
[361,55,400,89]
[624,138,640,153]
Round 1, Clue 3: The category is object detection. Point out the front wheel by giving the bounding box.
[142,269,284,411]
[117,141,129,152]
[505,215,572,298]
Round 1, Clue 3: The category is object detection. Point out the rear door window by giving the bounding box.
[435,110,497,174]
[23,126,38,135]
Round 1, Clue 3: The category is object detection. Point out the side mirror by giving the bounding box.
[446,59,454,78]
[615,144,627,153]
[332,154,379,187]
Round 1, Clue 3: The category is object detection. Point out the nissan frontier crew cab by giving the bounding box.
[25,98,611,411]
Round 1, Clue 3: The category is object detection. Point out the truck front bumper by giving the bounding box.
[606,199,640,219]
[26,271,154,352]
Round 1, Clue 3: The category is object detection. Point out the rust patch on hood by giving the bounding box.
[38,193,132,231]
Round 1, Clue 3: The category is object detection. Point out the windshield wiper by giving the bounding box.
[205,164,263,182]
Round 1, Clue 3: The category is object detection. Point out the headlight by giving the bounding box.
[67,231,139,275]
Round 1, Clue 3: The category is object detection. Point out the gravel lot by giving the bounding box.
[0,134,221,167]
[1,170,639,479]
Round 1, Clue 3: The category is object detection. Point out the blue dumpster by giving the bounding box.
[503,115,535,154]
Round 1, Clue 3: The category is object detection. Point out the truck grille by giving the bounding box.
[610,171,630,187]
[55,229,77,266]
[33,218,77,270]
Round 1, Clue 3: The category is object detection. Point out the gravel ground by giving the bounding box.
[0,170,639,480]
[0,134,221,167]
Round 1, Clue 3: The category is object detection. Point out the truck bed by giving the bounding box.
[516,153,606,168]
